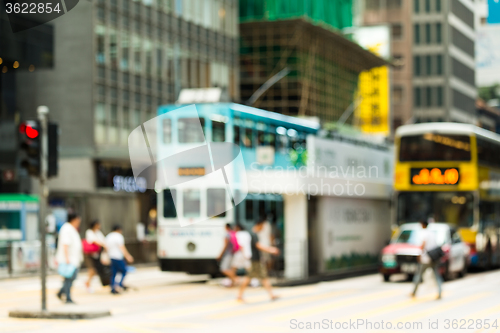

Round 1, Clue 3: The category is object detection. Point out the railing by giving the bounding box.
[0,241,56,278]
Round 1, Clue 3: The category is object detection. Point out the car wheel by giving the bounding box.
[442,263,452,281]
[458,259,467,278]
[383,274,391,282]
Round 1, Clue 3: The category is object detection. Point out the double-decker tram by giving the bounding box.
[155,103,319,276]
[394,123,500,268]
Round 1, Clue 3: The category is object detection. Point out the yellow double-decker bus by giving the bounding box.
[394,123,500,268]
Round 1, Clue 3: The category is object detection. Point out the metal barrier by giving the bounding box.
[0,241,56,278]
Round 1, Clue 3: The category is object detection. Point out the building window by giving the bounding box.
[123,107,130,130]
[414,0,420,13]
[392,24,403,40]
[425,86,432,106]
[393,86,404,104]
[436,23,442,44]
[425,23,431,44]
[436,55,443,75]
[426,55,432,75]
[414,24,420,44]
[415,87,422,107]
[436,0,441,12]
[393,54,405,70]
[437,86,444,106]
[425,0,431,12]
[95,103,106,144]
[414,56,421,76]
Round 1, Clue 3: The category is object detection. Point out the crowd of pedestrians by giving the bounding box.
[55,213,134,304]
[217,217,281,302]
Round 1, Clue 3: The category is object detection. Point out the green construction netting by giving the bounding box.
[239,0,353,31]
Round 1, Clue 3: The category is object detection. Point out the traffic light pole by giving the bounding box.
[37,106,49,312]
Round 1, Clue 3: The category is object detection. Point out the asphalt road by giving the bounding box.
[1,267,500,333]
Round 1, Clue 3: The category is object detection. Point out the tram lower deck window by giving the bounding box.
[207,188,226,217]
[183,190,201,218]
[163,189,177,218]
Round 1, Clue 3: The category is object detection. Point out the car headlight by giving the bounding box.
[382,254,396,263]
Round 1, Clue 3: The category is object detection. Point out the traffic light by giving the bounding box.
[19,121,41,176]
[48,123,58,177]
[19,121,59,178]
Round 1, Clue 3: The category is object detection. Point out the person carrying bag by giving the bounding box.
[411,220,443,300]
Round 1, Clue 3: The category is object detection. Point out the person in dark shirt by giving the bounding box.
[237,219,280,302]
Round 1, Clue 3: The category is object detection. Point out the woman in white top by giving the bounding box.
[56,213,83,303]
[84,220,106,292]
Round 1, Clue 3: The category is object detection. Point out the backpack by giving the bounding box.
[229,231,240,253]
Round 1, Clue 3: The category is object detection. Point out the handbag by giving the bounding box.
[100,251,111,266]
[427,246,445,262]
[58,263,76,279]
[82,240,100,254]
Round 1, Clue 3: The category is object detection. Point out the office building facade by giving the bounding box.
[362,0,477,126]
[16,0,239,240]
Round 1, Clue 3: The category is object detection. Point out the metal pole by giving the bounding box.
[37,106,49,312]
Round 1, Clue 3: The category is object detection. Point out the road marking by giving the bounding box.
[335,291,451,322]
[392,292,490,324]
[111,323,162,333]
[208,289,356,320]
[149,285,318,320]
[271,290,401,321]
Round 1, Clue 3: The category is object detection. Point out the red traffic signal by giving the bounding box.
[19,123,39,139]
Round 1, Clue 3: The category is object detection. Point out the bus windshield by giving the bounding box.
[399,134,471,161]
[397,191,474,227]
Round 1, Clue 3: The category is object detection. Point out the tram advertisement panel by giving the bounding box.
[317,197,391,272]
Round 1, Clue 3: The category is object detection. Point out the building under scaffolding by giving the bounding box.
[239,0,387,124]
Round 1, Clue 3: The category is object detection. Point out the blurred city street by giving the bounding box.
[2,267,500,333]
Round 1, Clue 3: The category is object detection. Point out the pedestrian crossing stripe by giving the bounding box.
[149,285,319,320]
[392,292,490,324]
[270,289,401,322]
[208,289,356,320]
[335,291,450,322]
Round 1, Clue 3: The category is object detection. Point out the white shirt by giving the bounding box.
[257,221,272,247]
[421,228,437,264]
[236,230,252,259]
[56,223,83,267]
[85,229,106,245]
[106,232,125,260]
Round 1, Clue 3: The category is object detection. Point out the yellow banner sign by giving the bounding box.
[355,66,389,135]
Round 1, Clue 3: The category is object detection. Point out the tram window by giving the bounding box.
[163,189,177,218]
[258,131,264,146]
[245,200,254,221]
[212,120,225,142]
[207,188,226,217]
[277,133,288,152]
[258,131,276,146]
[243,128,254,148]
[258,200,266,218]
[183,190,200,218]
[234,126,240,145]
[399,134,470,161]
[477,138,500,169]
[178,118,205,143]
[162,119,172,144]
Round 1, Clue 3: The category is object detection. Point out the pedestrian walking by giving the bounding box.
[56,213,83,304]
[217,223,239,287]
[83,220,106,293]
[106,225,134,294]
[411,220,443,300]
[236,220,280,302]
